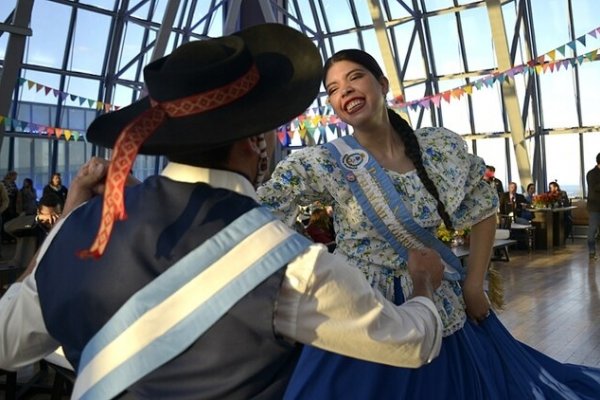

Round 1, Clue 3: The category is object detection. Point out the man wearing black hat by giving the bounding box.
[0,24,443,399]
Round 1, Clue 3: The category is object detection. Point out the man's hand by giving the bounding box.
[62,157,141,215]
[407,248,444,300]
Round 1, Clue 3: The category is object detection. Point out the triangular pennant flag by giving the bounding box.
[338,122,347,130]
[546,50,556,61]
[298,127,307,139]
[70,94,77,101]
[52,89,60,97]
[88,99,95,107]
[589,29,598,39]
[474,80,483,90]
[441,91,452,103]
[55,128,63,138]
[79,97,86,106]
[542,63,551,72]
[328,124,337,133]
[548,62,555,72]
[306,126,316,137]
[27,80,35,90]
[64,130,72,141]
[535,65,544,74]
[463,85,473,95]
[554,61,562,72]
[104,104,111,112]
[577,35,586,46]
[497,74,506,83]
[409,102,419,111]
[567,41,577,52]
[561,59,570,70]
[556,45,566,56]
[506,68,516,78]
[584,49,597,62]
[35,83,43,92]
[96,101,104,110]
[430,94,442,107]
[297,114,306,122]
[44,86,52,95]
[311,115,321,127]
[17,78,26,86]
[577,55,585,65]
[569,58,578,67]
[72,131,80,141]
[47,127,55,136]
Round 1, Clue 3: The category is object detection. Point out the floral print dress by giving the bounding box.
[258,127,499,336]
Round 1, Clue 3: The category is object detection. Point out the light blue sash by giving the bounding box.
[324,136,464,281]
[71,206,312,400]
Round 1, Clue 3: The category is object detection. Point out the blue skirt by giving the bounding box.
[284,312,600,399]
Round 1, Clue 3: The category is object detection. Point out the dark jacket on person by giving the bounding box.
[499,192,527,217]
[587,166,600,212]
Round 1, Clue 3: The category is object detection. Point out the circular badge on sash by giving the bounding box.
[341,150,368,170]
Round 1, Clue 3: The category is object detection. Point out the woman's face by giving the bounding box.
[324,60,388,129]
[52,175,61,186]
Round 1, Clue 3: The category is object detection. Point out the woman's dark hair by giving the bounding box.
[324,49,454,229]
[527,183,535,191]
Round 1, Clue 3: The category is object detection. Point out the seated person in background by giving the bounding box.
[305,208,335,246]
[549,181,570,206]
[499,182,531,224]
[33,193,61,247]
[524,183,536,205]
[483,165,504,197]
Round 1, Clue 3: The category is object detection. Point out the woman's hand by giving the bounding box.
[462,282,490,323]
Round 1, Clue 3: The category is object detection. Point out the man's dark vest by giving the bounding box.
[36,176,302,399]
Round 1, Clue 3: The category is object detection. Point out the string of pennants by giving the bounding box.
[3,25,599,144]
[276,26,600,146]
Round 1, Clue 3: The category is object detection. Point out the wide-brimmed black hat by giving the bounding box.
[86,23,322,155]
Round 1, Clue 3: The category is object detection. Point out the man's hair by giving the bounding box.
[596,152,600,165]
[486,165,495,172]
[38,192,61,209]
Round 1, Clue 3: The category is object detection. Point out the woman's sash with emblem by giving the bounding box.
[324,135,464,281]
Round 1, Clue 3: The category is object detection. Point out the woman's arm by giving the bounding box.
[462,213,496,322]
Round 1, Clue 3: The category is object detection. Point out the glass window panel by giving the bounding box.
[63,76,101,110]
[68,9,111,75]
[427,14,464,75]
[474,137,508,185]
[322,0,357,32]
[118,22,153,81]
[570,1,599,37]
[0,1,17,20]
[380,0,413,20]
[421,0,455,12]
[530,0,570,53]
[17,70,61,105]
[78,0,116,10]
[545,134,581,197]
[285,1,317,33]
[501,3,526,66]
[352,0,373,27]
[460,8,495,72]
[457,0,481,5]
[437,79,471,134]
[391,22,427,81]
[538,72,577,129]
[26,2,70,69]
[579,60,600,126]
[470,83,504,133]
[12,137,33,182]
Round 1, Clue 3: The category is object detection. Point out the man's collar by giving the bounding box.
[160,162,259,201]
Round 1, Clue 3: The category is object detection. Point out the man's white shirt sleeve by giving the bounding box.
[276,244,442,368]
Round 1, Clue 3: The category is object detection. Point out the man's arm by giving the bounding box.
[277,247,444,368]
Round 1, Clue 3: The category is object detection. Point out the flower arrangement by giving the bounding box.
[436,224,471,246]
[532,192,561,208]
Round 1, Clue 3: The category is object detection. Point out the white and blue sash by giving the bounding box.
[324,136,464,281]
[71,207,311,400]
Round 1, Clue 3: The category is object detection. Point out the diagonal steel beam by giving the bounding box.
[485,0,532,187]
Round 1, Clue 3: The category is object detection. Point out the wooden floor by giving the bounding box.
[496,238,600,367]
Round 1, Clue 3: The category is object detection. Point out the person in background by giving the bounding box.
[258,48,600,399]
[586,152,600,260]
[0,182,8,259]
[524,182,536,204]
[483,165,504,197]
[17,178,38,216]
[32,193,61,247]
[548,181,570,207]
[42,173,68,212]
[2,171,19,243]
[0,25,444,399]
[499,182,531,224]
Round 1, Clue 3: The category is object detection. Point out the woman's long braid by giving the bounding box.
[387,109,454,231]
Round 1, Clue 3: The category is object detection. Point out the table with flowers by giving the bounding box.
[527,205,577,249]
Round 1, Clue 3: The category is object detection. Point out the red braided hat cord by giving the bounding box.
[79,65,259,259]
